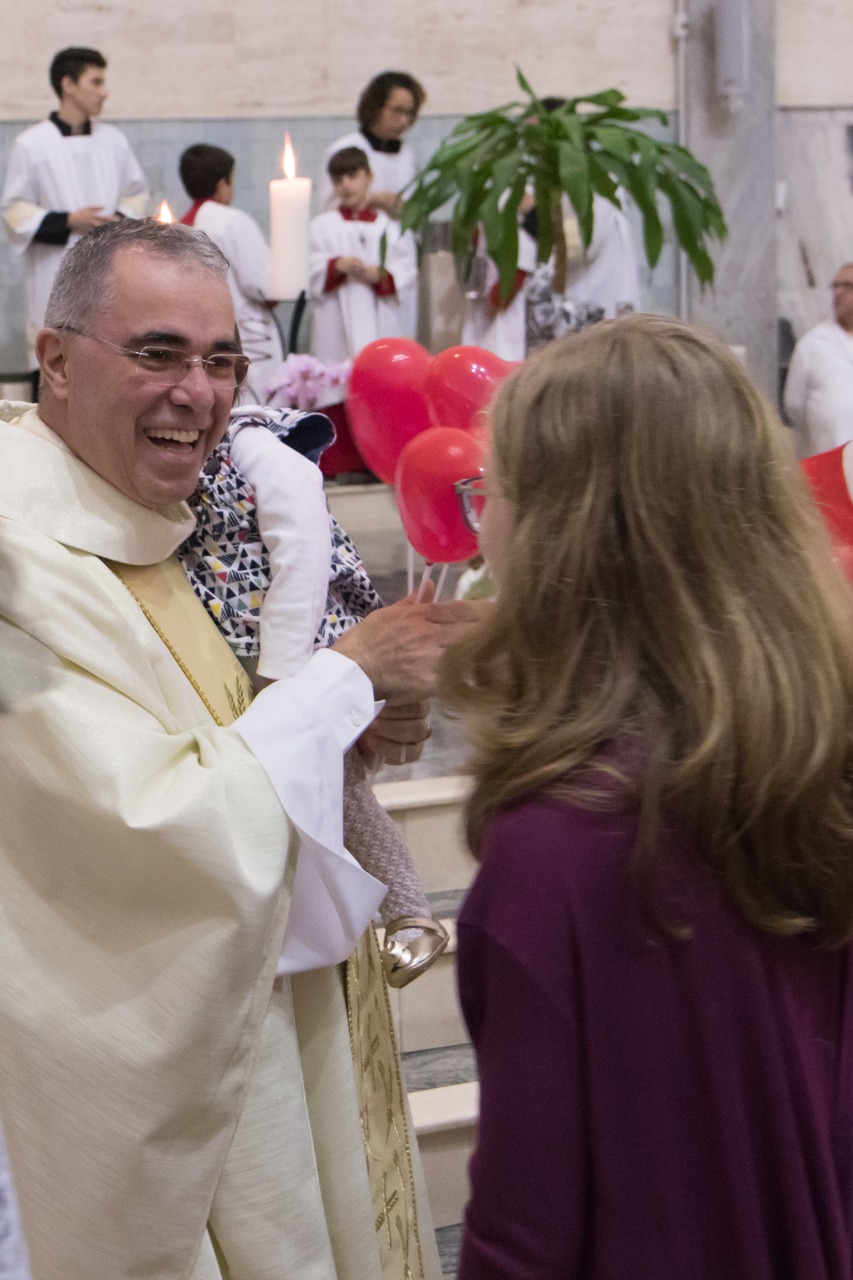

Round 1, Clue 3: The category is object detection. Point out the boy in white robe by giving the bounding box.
[1,46,148,367]
[309,147,417,364]
[179,144,283,401]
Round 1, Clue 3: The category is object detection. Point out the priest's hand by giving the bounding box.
[357,700,431,766]
[331,586,481,703]
[68,206,119,233]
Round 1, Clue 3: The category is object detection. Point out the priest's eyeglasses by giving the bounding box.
[57,327,251,388]
[454,475,487,534]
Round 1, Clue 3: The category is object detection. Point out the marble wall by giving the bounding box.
[682,0,777,397]
[1,0,677,121]
[3,0,849,120]
[777,109,853,343]
[777,0,853,108]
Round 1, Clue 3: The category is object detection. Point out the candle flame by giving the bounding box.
[282,134,297,180]
[155,200,174,224]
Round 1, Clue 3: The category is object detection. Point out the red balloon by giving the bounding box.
[347,338,432,482]
[395,427,486,563]
[425,345,515,434]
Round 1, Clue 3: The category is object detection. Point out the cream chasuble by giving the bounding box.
[0,404,439,1280]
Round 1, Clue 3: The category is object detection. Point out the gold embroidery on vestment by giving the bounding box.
[347,928,427,1280]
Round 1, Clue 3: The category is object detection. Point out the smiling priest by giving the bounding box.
[0,219,456,1280]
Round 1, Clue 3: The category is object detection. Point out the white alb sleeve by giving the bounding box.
[235,647,388,973]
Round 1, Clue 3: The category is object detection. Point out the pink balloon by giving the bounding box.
[395,427,486,563]
[347,338,432,482]
[425,345,515,434]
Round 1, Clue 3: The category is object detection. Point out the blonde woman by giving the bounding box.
[445,316,853,1280]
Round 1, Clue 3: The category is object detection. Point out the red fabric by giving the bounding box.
[318,401,372,477]
[488,268,528,311]
[180,199,208,227]
[372,270,396,299]
[801,446,853,581]
[338,206,378,222]
[324,257,347,293]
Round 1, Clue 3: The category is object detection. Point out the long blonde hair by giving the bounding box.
[442,315,853,944]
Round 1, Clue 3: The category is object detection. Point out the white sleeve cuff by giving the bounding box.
[234,648,387,972]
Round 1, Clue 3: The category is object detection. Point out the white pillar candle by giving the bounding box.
[270,135,311,299]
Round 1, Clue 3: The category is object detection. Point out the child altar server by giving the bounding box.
[309,147,417,363]
[179,144,283,400]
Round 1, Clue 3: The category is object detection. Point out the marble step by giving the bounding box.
[324,480,398,539]
[374,773,475,1060]
[435,1224,464,1280]
[405,1045,479,1234]
[381,888,471,1056]
[374,775,476,896]
[403,1042,477,1093]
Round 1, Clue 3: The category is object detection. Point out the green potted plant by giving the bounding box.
[399,69,726,301]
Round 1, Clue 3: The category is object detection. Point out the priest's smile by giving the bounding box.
[41,244,238,509]
[145,428,203,448]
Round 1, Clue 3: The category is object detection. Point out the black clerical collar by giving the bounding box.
[49,111,92,137]
[362,127,402,155]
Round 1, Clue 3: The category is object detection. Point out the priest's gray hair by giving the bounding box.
[44,218,230,331]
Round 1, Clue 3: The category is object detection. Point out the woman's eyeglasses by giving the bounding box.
[454,475,487,533]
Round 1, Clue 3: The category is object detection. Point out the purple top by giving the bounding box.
[456,795,853,1279]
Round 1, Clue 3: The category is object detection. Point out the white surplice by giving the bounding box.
[461,225,538,361]
[564,193,641,318]
[0,403,438,1280]
[309,209,417,363]
[317,134,419,339]
[1,120,148,362]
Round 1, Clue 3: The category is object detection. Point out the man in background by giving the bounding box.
[1,46,148,369]
[784,263,853,456]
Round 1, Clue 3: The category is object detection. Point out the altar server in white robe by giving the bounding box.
[461,220,539,362]
[1,46,148,367]
[310,147,417,364]
[179,144,283,401]
[0,218,470,1280]
[562,193,641,319]
[318,73,425,338]
[317,71,425,215]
